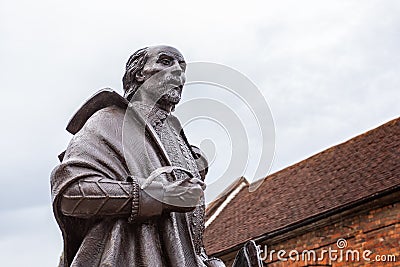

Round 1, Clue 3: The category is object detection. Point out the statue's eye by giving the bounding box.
[160,58,171,65]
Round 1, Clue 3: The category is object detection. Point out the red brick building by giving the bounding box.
[204,118,399,266]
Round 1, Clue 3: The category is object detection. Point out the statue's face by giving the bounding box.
[136,46,186,108]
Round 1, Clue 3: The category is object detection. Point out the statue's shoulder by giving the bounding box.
[66,88,128,135]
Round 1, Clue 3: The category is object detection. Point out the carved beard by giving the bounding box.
[159,87,182,105]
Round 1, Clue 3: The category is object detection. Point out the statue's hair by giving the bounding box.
[122,47,149,101]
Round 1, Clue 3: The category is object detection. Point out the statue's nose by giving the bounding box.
[170,65,186,84]
[171,68,182,76]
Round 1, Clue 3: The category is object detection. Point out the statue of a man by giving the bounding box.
[51,46,227,267]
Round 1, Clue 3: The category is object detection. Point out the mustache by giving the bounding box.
[163,74,184,87]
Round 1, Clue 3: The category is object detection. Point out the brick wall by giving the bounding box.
[221,200,399,267]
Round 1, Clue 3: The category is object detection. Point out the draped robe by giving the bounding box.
[51,90,210,267]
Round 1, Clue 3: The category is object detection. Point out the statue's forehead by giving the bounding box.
[148,46,185,62]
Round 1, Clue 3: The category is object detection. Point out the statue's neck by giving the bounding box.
[129,91,174,113]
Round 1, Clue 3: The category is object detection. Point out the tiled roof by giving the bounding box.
[204,117,400,254]
[205,177,248,222]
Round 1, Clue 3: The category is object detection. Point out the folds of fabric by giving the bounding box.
[51,106,204,267]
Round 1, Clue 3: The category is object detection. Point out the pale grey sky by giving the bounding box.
[0,0,399,266]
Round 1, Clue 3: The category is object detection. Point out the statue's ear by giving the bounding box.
[135,70,145,82]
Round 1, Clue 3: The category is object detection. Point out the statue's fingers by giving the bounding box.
[188,178,206,190]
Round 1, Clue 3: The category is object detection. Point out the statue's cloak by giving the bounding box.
[51,90,205,267]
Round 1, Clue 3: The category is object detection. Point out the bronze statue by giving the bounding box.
[51,45,262,267]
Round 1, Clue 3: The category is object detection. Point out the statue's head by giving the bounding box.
[122,45,186,110]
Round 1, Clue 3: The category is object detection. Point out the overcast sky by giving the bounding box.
[1,0,399,266]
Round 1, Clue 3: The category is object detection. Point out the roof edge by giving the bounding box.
[258,117,399,181]
[206,180,248,228]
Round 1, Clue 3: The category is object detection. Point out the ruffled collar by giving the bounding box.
[133,102,170,129]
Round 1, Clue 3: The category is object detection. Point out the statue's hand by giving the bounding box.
[137,174,206,217]
[163,177,206,213]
